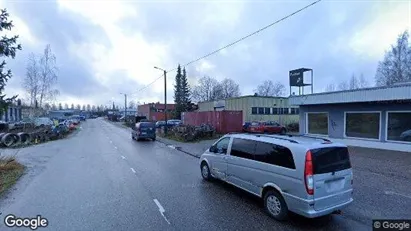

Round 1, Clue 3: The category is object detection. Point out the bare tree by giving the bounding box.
[38,44,59,107]
[58,103,62,110]
[23,53,40,107]
[325,84,336,92]
[338,81,349,90]
[349,74,359,90]
[64,103,69,109]
[375,31,411,86]
[254,80,285,97]
[358,74,369,88]
[191,76,222,102]
[128,100,136,109]
[44,103,51,111]
[82,105,86,111]
[71,103,74,109]
[76,104,81,110]
[51,103,57,110]
[220,78,241,99]
[86,104,91,111]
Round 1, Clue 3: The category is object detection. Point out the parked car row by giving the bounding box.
[155,119,182,128]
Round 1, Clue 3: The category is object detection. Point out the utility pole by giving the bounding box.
[124,93,127,119]
[154,66,168,136]
[120,93,127,120]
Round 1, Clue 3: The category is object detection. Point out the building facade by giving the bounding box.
[289,83,411,144]
[197,95,299,125]
[137,103,176,121]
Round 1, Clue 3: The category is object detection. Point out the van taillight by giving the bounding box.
[304,150,314,195]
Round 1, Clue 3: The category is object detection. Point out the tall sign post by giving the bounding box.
[289,68,314,96]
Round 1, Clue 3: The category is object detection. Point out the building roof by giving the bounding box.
[198,95,288,104]
[289,82,411,105]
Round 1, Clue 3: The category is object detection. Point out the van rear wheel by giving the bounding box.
[264,190,288,221]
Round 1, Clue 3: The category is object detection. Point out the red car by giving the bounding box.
[245,121,287,134]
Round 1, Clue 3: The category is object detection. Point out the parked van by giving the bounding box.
[199,133,353,220]
[132,122,156,141]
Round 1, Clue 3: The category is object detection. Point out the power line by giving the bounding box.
[134,0,322,95]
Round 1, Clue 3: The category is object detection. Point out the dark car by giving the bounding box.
[132,122,156,141]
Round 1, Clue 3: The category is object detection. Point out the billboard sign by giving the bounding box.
[289,68,311,87]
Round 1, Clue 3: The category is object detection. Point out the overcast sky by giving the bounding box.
[2,0,410,107]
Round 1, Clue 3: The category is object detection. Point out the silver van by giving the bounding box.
[199,133,353,220]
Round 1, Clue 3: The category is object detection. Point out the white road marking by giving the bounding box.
[121,156,126,159]
[114,146,118,149]
[385,191,411,200]
[167,145,176,149]
[153,199,170,224]
[130,168,136,173]
[109,140,112,143]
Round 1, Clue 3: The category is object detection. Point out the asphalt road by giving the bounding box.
[1,118,410,231]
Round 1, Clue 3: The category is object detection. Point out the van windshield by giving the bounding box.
[311,147,351,174]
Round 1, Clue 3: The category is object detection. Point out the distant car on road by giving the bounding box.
[200,133,353,220]
[132,122,156,141]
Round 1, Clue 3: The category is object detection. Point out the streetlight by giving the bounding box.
[154,66,168,136]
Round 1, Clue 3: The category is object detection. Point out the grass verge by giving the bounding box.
[0,156,25,196]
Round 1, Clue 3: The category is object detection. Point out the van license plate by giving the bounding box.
[141,132,147,135]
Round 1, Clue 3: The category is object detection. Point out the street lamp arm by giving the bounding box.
[154,66,166,72]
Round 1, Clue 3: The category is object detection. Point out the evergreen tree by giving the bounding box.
[181,67,191,111]
[0,9,22,112]
[173,65,183,118]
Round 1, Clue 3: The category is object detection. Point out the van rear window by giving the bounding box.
[311,147,351,174]
[140,122,155,128]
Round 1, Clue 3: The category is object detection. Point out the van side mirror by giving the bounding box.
[209,145,217,153]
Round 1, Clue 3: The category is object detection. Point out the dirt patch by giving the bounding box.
[0,156,25,196]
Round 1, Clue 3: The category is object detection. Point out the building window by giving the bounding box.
[9,108,12,117]
[387,112,411,142]
[264,107,270,115]
[345,112,380,139]
[251,107,257,115]
[272,108,278,115]
[258,107,264,114]
[291,108,299,115]
[307,113,328,135]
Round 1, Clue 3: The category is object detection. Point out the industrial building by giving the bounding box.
[197,95,299,125]
[289,83,411,144]
[137,103,176,121]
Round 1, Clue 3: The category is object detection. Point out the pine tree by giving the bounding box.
[181,67,191,111]
[174,65,183,118]
[0,9,22,112]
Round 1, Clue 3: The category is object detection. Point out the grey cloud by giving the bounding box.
[5,0,111,99]
[128,1,391,95]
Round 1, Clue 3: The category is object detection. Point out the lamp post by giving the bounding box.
[154,66,168,136]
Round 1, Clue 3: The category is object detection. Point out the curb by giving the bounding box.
[155,137,200,159]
